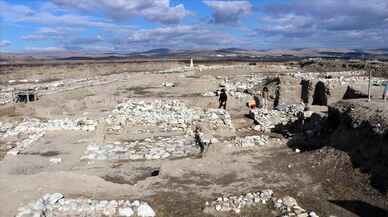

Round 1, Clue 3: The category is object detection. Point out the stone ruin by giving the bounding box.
[84,99,232,161]
[234,135,269,148]
[1,98,233,160]
[1,118,97,156]
[218,75,269,99]
[250,104,305,133]
[15,193,156,217]
[81,136,201,161]
[106,99,234,133]
[205,189,319,217]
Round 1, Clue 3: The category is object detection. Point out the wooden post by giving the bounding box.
[368,69,372,102]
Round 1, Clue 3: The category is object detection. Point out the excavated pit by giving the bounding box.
[327,100,388,194]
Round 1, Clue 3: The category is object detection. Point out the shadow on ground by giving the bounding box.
[330,200,388,217]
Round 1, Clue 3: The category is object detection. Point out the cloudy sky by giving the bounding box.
[0,0,387,52]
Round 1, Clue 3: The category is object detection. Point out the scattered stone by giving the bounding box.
[81,136,200,161]
[221,75,266,99]
[49,158,62,164]
[206,190,319,217]
[235,135,269,148]
[275,103,305,115]
[250,109,295,132]
[107,99,234,132]
[162,82,175,87]
[2,118,97,155]
[15,193,155,217]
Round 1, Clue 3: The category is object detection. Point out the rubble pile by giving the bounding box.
[202,109,234,130]
[235,135,269,148]
[107,99,234,131]
[251,107,301,132]
[0,91,13,105]
[16,193,156,217]
[81,136,200,161]
[206,190,319,217]
[275,103,305,115]
[2,118,96,155]
[221,75,266,99]
[109,99,200,131]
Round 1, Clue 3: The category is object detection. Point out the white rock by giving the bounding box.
[119,207,134,217]
[49,158,62,164]
[162,82,175,87]
[137,203,155,217]
[46,193,64,205]
[132,200,140,206]
[282,196,298,207]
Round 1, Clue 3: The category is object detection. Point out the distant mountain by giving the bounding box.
[2,47,388,62]
[142,48,171,55]
[374,48,388,52]
[215,48,249,53]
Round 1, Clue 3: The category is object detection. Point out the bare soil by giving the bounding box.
[0,61,387,217]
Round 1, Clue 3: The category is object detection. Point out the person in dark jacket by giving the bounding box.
[219,89,227,109]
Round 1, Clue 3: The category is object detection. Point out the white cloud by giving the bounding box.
[0,40,11,48]
[123,25,243,50]
[25,46,66,52]
[51,0,191,24]
[203,0,252,25]
[0,1,125,29]
[253,0,388,48]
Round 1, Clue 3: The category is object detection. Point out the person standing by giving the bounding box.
[383,81,388,103]
[219,89,227,109]
[194,126,205,153]
[262,87,269,110]
[254,90,262,109]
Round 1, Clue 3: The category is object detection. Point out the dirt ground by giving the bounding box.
[0,61,387,217]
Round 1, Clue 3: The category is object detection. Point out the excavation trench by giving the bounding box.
[288,99,388,194]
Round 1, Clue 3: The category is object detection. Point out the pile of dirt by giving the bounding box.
[327,100,388,194]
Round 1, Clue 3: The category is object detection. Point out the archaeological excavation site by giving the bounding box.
[0,58,387,217]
